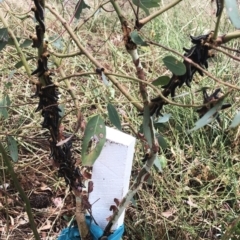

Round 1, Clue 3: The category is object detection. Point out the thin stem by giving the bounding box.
[138,0,183,27]
[109,0,126,24]
[57,72,97,82]
[210,44,240,62]
[50,50,82,58]
[74,0,111,31]
[107,73,206,108]
[222,30,240,44]
[213,0,224,39]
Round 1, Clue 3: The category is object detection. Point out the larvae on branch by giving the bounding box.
[31,6,45,33]
[33,0,44,20]
[29,35,41,48]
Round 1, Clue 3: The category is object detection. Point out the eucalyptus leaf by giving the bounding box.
[0,28,8,51]
[81,115,106,166]
[0,41,7,51]
[163,56,186,76]
[0,96,9,119]
[5,94,11,106]
[7,136,18,162]
[75,0,90,19]
[157,135,168,150]
[107,103,122,131]
[15,57,35,69]
[230,111,240,128]
[132,0,160,15]
[152,76,170,86]
[58,104,65,118]
[8,37,21,45]
[20,39,32,48]
[49,36,64,50]
[156,113,171,123]
[143,105,152,148]
[225,0,240,29]
[0,28,8,41]
[154,155,167,173]
[188,99,224,133]
[130,30,148,46]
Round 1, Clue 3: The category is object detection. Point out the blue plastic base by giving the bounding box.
[58,216,124,240]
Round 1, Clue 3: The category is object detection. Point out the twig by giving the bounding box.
[220,45,240,53]
[213,0,224,39]
[210,44,240,62]
[49,50,82,58]
[138,0,183,28]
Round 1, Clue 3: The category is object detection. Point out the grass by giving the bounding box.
[1,0,240,239]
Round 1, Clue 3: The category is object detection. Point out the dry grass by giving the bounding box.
[1,0,240,239]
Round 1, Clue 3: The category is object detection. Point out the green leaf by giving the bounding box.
[132,0,160,15]
[20,39,32,48]
[7,136,18,162]
[152,76,170,86]
[107,103,122,131]
[81,115,106,166]
[5,94,11,106]
[7,37,21,45]
[225,0,240,29]
[49,35,64,50]
[156,113,171,123]
[230,111,240,128]
[0,28,8,40]
[188,99,224,133]
[75,0,90,19]
[162,56,186,76]
[58,104,65,118]
[15,61,24,69]
[0,28,8,51]
[0,95,9,119]
[154,155,167,173]
[157,135,167,150]
[15,57,35,69]
[143,105,152,148]
[0,41,7,51]
[130,30,148,46]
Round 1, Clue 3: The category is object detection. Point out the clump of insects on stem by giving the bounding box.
[30,0,83,190]
[150,31,230,119]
